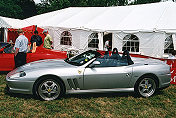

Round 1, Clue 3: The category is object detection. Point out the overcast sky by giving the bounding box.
[34,0,41,4]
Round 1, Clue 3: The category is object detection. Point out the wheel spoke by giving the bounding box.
[148,84,152,88]
[141,88,147,93]
[139,84,145,88]
[43,83,50,89]
[50,90,57,94]
[145,79,149,85]
[41,90,48,94]
[50,82,57,90]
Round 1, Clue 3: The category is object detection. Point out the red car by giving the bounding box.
[0,42,67,71]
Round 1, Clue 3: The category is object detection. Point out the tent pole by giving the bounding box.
[4,28,8,42]
[172,34,176,50]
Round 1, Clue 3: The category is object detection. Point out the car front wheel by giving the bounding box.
[34,77,63,101]
[135,76,157,97]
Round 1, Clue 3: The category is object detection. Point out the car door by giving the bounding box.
[0,43,15,71]
[83,59,133,89]
[0,50,15,71]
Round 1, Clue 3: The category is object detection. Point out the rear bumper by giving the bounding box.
[158,73,171,89]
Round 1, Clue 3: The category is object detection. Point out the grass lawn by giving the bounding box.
[0,74,176,118]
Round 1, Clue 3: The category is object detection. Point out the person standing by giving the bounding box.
[30,30,43,53]
[104,39,111,51]
[14,29,28,68]
[43,30,53,49]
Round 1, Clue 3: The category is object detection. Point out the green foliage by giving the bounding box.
[36,0,127,14]
[15,0,37,19]
[0,0,36,19]
[133,0,161,5]
[0,0,166,19]
[0,0,23,19]
[36,0,162,15]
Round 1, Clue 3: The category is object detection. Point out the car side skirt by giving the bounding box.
[66,88,134,94]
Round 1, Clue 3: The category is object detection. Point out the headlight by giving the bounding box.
[10,71,26,79]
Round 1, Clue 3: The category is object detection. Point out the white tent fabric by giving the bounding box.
[25,1,176,33]
[24,1,176,58]
[0,17,10,28]
[1,1,176,58]
[0,16,30,29]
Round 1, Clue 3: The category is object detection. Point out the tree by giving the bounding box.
[0,0,37,19]
[15,0,37,19]
[36,0,163,15]
[37,0,128,14]
[36,0,71,14]
[0,0,23,19]
[132,0,161,5]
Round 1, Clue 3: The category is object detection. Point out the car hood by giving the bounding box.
[20,59,74,70]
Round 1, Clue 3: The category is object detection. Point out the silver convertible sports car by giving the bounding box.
[6,49,171,100]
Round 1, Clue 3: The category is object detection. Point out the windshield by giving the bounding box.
[0,43,9,49]
[0,43,14,53]
[65,50,101,66]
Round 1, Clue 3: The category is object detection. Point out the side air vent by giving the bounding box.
[73,78,80,89]
[67,79,75,89]
[67,78,80,90]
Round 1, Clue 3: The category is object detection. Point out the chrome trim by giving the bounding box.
[66,88,134,94]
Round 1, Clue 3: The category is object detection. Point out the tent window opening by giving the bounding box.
[60,31,72,45]
[88,33,99,48]
[122,34,139,52]
[164,35,174,54]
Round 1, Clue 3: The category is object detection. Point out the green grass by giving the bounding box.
[0,74,176,118]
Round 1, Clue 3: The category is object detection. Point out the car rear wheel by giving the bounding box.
[34,77,63,101]
[135,76,157,97]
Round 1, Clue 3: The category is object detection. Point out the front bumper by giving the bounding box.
[6,75,34,95]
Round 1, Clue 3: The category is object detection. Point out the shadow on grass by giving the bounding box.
[63,92,135,99]
[63,90,164,99]
[4,86,34,100]
[0,71,9,75]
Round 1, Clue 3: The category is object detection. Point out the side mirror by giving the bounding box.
[89,61,100,68]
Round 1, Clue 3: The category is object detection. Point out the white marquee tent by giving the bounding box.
[1,1,176,58]
[0,16,30,29]
[26,1,176,32]
[0,16,30,42]
[24,1,176,58]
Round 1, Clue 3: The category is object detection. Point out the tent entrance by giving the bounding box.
[0,28,4,42]
[103,33,112,51]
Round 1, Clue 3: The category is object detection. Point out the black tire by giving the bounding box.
[134,75,157,97]
[34,76,64,101]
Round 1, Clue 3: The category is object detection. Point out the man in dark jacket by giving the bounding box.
[30,30,43,53]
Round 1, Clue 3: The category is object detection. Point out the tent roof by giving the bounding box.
[1,1,176,32]
[25,1,176,32]
[0,16,30,29]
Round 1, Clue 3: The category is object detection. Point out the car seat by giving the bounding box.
[121,50,134,65]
